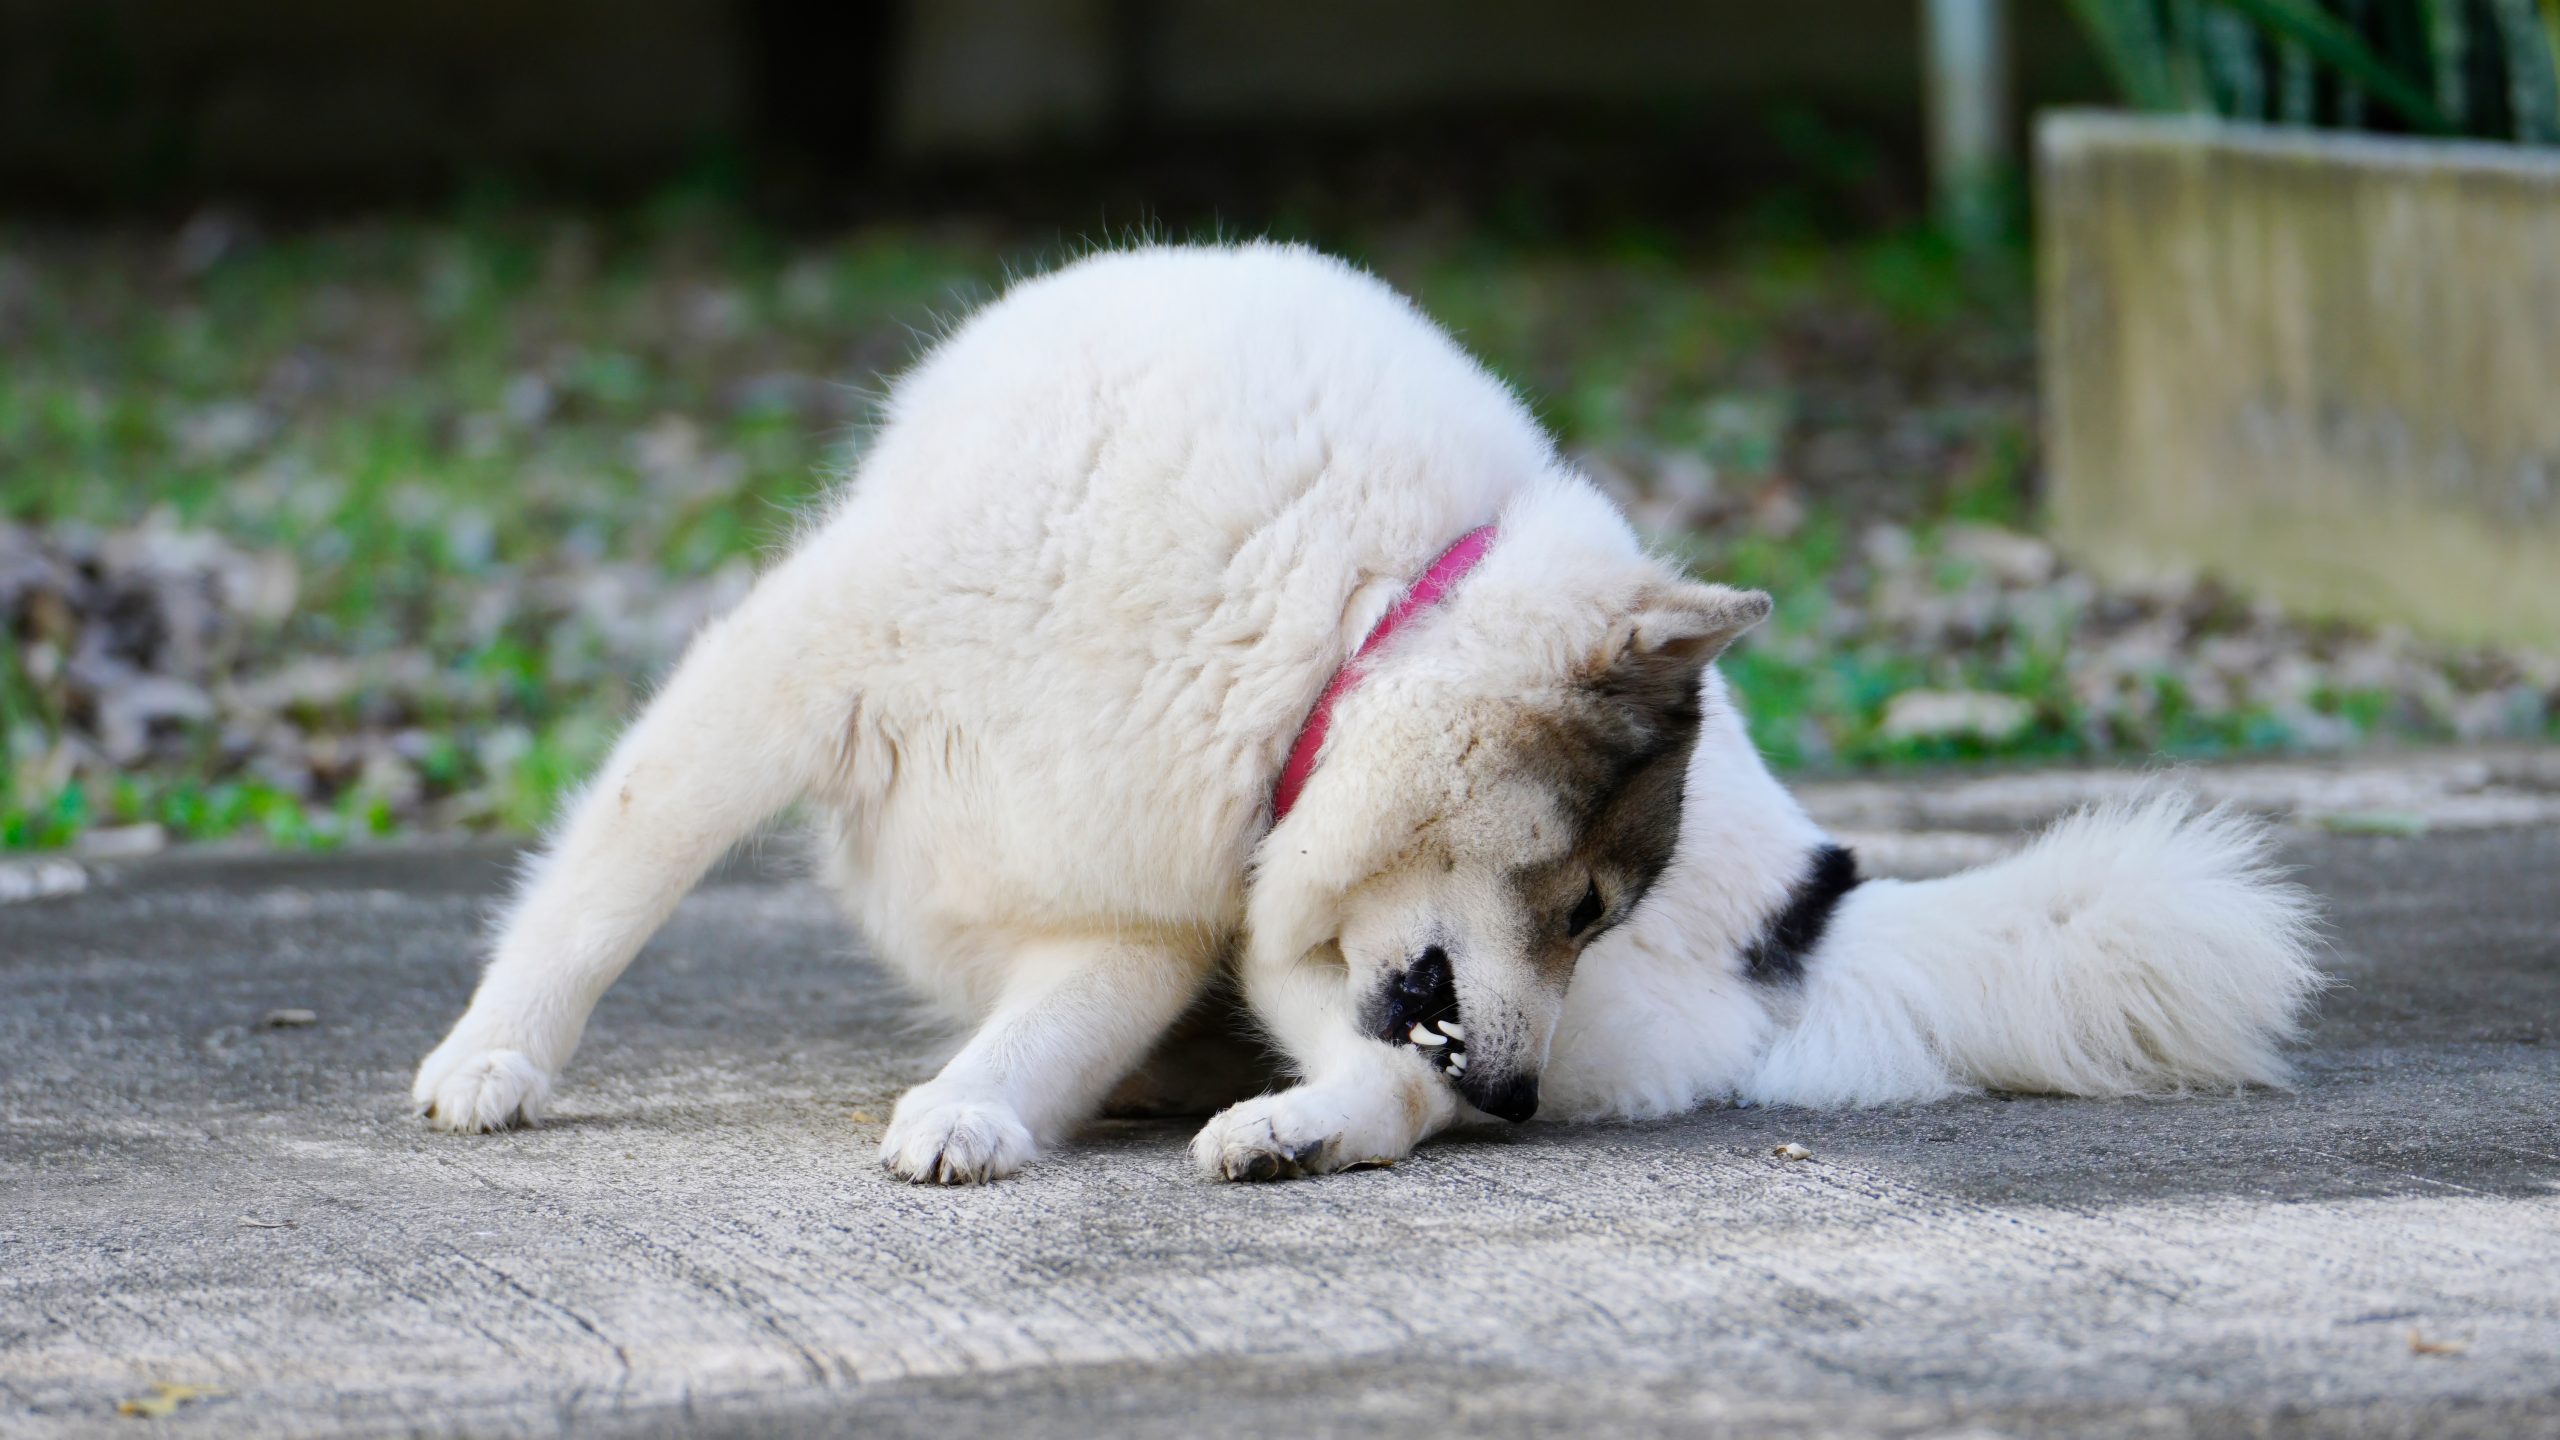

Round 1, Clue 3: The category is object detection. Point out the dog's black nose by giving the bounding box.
[1461,1071,1540,1123]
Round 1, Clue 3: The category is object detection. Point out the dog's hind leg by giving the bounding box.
[414,560,858,1131]
[880,934,1210,1183]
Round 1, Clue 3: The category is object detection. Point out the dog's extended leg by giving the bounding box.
[414,564,855,1131]
[881,935,1208,1183]
[1190,949,1458,1181]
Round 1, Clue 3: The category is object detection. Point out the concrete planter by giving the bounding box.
[2038,111,2560,650]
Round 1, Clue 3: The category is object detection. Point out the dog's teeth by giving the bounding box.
[1437,1021,1463,1041]
[1448,1053,1468,1074]
[1409,1023,1446,1047]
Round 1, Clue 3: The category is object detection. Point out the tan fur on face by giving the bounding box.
[1335,683,1699,1033]
[1317,579,1764,1099]
[1239,480,1773,1129]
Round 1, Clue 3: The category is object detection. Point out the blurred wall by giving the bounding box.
[0,0,2105,209]
[890,0,2103,151]
[2041,113,2560,648]
[0,0,759,203]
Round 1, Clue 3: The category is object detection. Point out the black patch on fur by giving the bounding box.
[1742,843,1862,985]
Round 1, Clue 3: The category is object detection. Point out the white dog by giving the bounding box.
[415,243,2323,1182]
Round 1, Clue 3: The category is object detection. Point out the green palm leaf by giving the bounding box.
[2491,0,2560,140]
[2219,0,2458,132]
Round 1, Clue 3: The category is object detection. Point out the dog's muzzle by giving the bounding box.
[1372,945,1540,1123]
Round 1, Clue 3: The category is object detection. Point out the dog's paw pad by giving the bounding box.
[416,1049,551,1133]
[880,1094,1036,1184]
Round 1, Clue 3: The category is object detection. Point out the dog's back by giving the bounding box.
[815,243,1557,928]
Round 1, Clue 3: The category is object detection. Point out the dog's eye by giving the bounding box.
[1565,879,1606,939]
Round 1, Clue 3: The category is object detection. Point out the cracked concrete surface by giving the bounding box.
[2,754,2556,1437]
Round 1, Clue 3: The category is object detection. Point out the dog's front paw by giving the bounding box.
[880,1087,1037,1184]
[1192,1085,1411,1182]
[413,1047,552,1132]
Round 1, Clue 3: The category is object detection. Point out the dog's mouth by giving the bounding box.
[1375,945,1467,1079]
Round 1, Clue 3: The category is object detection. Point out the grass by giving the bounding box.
[0,205,2541,852]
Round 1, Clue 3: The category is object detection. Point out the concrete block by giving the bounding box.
[2039,112,2560,649]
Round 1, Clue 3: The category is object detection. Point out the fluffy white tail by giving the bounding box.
[1741,793,2325,1108]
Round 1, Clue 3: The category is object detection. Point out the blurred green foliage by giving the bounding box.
[2,206,2545,852]
[2068,0,2560,142]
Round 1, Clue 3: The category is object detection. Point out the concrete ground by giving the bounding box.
[4,751,2558,1438]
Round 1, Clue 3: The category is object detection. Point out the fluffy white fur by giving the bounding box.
[413,242,2326,1182]
[1542,676,2329,1123]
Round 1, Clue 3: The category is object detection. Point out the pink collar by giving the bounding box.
[1271,525,1499,824]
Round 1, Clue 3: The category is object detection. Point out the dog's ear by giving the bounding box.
[1591,580,1772,708]
[1608,580,1772,664]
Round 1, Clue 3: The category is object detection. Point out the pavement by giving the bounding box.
[3,749,2558,1438]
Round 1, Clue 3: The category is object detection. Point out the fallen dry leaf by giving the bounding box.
[849,1110,878,1125]
[237,1216,293,1229]
[116,1381,221,1418]
[261,1009,318,1028]
[1773,1142,1812,1161]
[2408,1328,2470,1356]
